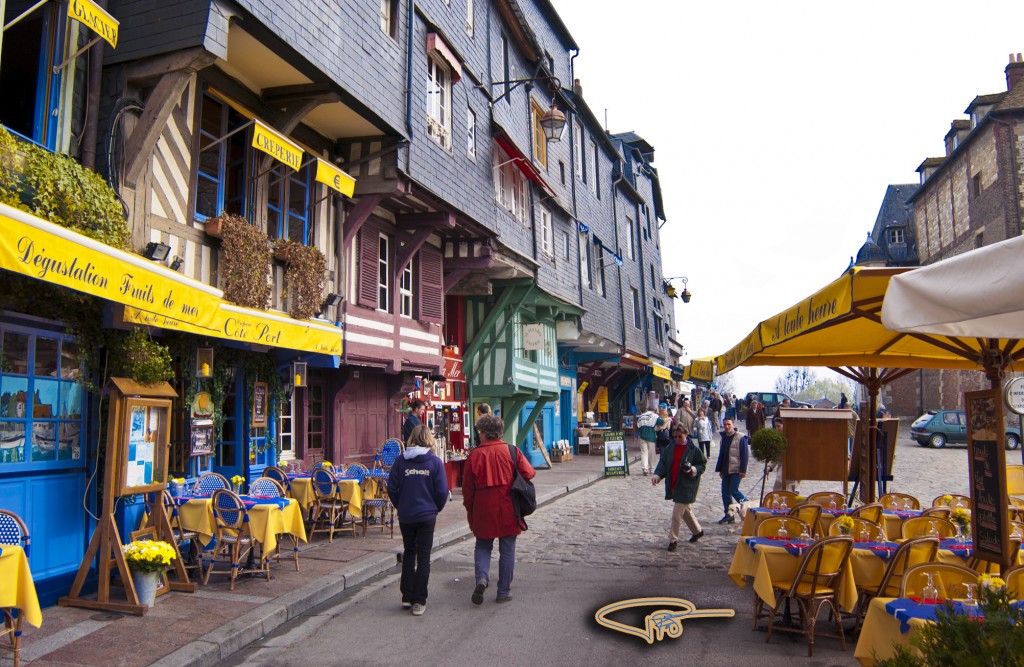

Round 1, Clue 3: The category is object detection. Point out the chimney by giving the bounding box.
[1006,53,1024,91]
[573,78,583,98]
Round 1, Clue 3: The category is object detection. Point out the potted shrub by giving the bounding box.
[273,239,326,320]
[219,213,272,309]
[123,539,176,607]
[750,426,788,505]
[113,329,174,386]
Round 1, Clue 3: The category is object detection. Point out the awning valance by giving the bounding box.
[494,132,555,196]
[0,203,342,356]
[651,363,672,380]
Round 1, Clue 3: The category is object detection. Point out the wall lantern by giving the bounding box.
[196,347,214,378]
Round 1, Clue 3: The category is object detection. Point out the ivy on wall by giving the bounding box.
[274,239,326,321]
[219,213,272,309]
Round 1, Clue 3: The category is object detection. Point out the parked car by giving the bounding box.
[743,391,813,415]
[910,409,1021,450]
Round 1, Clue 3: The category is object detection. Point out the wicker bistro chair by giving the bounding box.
[192,472,230,495]
[854,537,940,629]
[343,463,369,483]
[247,478,299,571]
[828,517,886,541]
[312,461,335,473]
[360,467,395,538]
[901,516,957,539]
[790,503,825,538]
[762,490,800,510]
[850,503,884,525]
[932,493,971,509]
[0,510,30,667]
[261,466,290,491]
[807,492,847,511]
[766,535,855,657]
[378,439,403,470]
[879,492,922,511]
[204,489,270,591]
[1006,565,1024,599]
[310,468,356,542]
[920,507,952,520]
[900,562,979,599]
[756,517,812,539]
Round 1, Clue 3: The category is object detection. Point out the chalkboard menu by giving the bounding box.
[252,381,268,427]
[965,389,1012,568]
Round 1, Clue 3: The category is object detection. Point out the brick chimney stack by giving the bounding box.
[1006,53,1024,90]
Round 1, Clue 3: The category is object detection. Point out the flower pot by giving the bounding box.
[131,569,160,607]
[273,244,290,262]
[204,217,224,238]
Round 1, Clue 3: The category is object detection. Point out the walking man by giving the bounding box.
[710,392,723,431]
[636,406,659,476]
[715,418,749,524]
[652,423,706,549]
[403,399,426,443]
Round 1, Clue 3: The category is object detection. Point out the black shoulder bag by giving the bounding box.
[508,444,537,530]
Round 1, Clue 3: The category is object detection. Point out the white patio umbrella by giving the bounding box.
[881,234,1024,340]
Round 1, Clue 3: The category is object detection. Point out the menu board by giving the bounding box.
[604,430,628,477]
[252,381,268,427]
[965,389,1011,567]
[117,397,170,495]
[125,405,156,487]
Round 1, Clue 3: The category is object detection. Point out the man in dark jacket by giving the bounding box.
[387,425,448,616]
[651,423,706,550]
[709,393,723,431]
[745,399,765,434]
[715,418,749,524]
[402,399,426,443]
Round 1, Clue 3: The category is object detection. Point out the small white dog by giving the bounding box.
[727,500,752,520]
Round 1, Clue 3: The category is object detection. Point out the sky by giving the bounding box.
[549,0,1024,395]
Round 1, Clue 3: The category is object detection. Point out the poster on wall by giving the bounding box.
[965,389,1011,566]
[603,430,628,477]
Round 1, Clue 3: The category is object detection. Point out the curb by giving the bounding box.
[152,464,615,667]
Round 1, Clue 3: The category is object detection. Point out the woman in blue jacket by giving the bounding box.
[387,425,449,616]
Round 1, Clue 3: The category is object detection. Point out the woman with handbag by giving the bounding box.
[651,423,706,550]
[463,414,535,605]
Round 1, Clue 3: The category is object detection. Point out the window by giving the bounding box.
[195,93,250,220]
[972,173,982,197]
[467,108,476,159]
[379,0,398,38]
[532,100,548,169]
[277,393,294,460]
[492,142,529,224]
[378,233,391,312]
[426,56,452,149]
[562,231,570,261]
[466,0,474,36]
[942,412,959,425]
[654,313,664,345]
[559,160,566,185]
[590,139,599,197]
[307,382,323,450]
[0,328,84,467]
[575,124,585,181]
[267,163,312,243]
[594,240,605,296]
[539,207,553,257]
[650,264,656,289]
[625,216,635,260]
[0,1,71,150]
[888,228,905,245]
[975,232,984,249]
[400,258,414,318]
[631,288,641,329]
[579,231,591,288]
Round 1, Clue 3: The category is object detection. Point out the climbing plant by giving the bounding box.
[219,213,272,309]
[274,239,326,320]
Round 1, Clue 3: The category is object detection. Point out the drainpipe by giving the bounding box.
[610,164,628,352]
[334,194,345,326]
[81,0,107,169]
[404,0,415,141]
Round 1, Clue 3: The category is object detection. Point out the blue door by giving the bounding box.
[213,372,245,482]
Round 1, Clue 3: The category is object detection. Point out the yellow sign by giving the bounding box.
[760,277,851,347]
[596,386,609,413]
[315,158,356,197]
[0,204,221,328]
[577,381,589,394]
[69,0,119,48]
[651,364,672,380]
[252,121,303,171]
[595,597,735,644]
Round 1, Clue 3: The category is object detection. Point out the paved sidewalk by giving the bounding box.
[14,453,619,667]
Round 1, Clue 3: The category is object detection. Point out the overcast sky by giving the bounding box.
[552,0,1024,394]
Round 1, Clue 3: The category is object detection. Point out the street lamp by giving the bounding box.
[665,276,691,303]
[482,75,567,142]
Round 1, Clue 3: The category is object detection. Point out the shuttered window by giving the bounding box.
[417,245,444,324]
[358,228,380,309]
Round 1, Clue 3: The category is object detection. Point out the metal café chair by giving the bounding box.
[853,536,939,630]
[310,468,356,542]
[204,489,269,590]
[248,478,299,571]
[0,510,30,667]
[261,465,291,491]
[192,472,230,495]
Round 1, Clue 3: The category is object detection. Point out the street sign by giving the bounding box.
[1004,377,1024,416]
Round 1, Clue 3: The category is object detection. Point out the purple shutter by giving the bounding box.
[417,245,443,324]
[358,229,379,309]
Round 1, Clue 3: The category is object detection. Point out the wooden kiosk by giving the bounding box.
[60,378,196,615]
[777,408,853,499]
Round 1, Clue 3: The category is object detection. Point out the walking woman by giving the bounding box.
[695,407,713,460]
[651,423,706,550]
[387,425,449,616]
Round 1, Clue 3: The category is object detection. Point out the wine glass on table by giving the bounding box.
[922,573,939,604]
[961,583,978,619]
[829,498,838,512]
[777,522,789,542]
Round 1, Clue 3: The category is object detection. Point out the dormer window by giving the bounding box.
[888,228,905,245]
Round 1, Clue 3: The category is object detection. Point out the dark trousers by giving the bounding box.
[721,473,748,513]
[400,518,436,605]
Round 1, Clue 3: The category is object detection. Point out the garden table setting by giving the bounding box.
[172,493,307,556]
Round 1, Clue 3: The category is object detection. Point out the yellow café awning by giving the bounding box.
[651,363,673,380]
[714,266,995,375]
[0,203,341,356]
[683,357,716,383]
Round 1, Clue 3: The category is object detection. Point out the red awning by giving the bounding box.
[494,133,556,196]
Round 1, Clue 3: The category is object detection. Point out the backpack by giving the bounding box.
[508,445,537,530]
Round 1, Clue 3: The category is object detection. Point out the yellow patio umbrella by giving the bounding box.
[714,265,1023,501]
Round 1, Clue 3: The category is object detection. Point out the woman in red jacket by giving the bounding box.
[463,413,535,605]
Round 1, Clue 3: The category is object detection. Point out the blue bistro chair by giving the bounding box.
[204,489,269,590]
[343,463,368,483]
[312,461,335,473]
[145,490,201,577]
[261,466,290,491]
[248,478,299,571]
[310,468,356,542]
[379,439,403,469]
[0,509,29,556]
[192,472,230,496]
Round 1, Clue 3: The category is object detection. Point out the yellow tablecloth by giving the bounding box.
[854,597,925,666]
[742,509,908,540]
[177,498,307,555]
[288,478,364,516]
[727,539,858,611]
[0,545,42,628]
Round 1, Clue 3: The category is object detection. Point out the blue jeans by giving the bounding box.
[721,473,747,514]
[400,518,436,605]
[474,536,516,598]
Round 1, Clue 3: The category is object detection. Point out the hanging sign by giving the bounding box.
[603,431,628,477]
[252,120,303,171]
[315,158,356,197]
[251,381,268,427]
[522,323,544,350]
[69,0,119,48]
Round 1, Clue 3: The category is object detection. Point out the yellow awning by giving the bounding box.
[0,203,342,356]
[651,363,673,380]
[714,266,1004,374]
[683,358,716,383]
